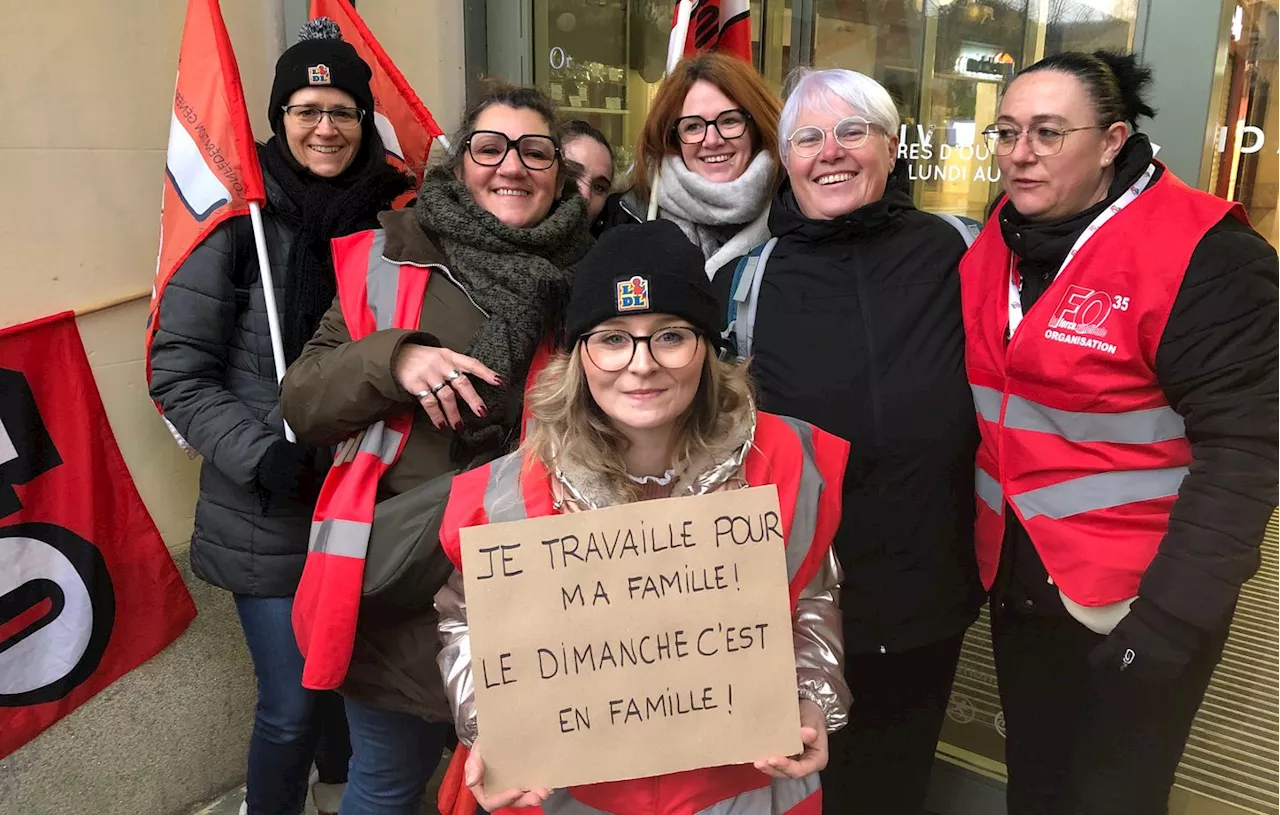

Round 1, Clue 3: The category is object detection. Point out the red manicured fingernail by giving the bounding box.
[493,377,504,385]
[477,405,488,417]
[454,421,464,432]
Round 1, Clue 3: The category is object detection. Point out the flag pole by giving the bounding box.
[666,0,695,76]
[249,200,296,442]
[649,0,695,221]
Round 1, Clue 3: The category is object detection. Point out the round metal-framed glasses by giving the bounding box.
[981,123,1108,157]
[786,116,877,158]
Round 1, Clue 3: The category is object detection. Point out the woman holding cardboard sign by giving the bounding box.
[433,220,852,814]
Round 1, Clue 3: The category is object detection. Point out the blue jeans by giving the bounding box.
[341,697,451,815]
[234,594,351,815]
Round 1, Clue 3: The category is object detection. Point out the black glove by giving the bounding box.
[1088,597,1202,685]
[255,439,311,499]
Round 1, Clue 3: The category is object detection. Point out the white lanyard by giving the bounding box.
[1007,163,1157,337]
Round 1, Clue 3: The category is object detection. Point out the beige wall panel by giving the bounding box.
[1,1,273,152]
[0,1,465,811]
[359,0,468,135]
[0,149,164,328]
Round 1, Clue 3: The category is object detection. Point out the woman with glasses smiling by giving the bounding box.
[279,81,591,814]
[148,19,412,815]
[597,52,781,277]
[963,51,1277,813]
[711,67,985,815]
[433,219,852,814]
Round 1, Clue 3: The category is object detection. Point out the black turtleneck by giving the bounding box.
[993,135,1278,634]
[258,133,411,364]
[1000,135,1162,314]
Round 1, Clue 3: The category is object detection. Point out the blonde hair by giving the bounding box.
[523,342,755,500]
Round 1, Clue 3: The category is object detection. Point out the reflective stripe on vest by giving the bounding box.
[485,453,528,524]
[332,423,404,467]
[971,385,1185,444]
[975,466,1003,514]
[309,425,405,557]
[1013,466,1188,521]
[365,231,398,331]
[308,518,370,558]
[772,415,824,583]
[972,384,1003,425]
[970,385,1188,519]
[540,772,819,815]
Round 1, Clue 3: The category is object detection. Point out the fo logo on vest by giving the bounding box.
[1044,284,1127,355]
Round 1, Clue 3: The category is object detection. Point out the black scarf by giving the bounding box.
[414,170,592,449]
[998,134,1158,311]
[769,161,914,242]
[259,137,412,363]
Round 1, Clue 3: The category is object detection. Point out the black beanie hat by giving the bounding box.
[269,18,374,135]
[566,220,723,348]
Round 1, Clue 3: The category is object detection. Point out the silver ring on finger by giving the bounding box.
[445,369,464,383]
[414,389,435,400]
[429,381,450,395]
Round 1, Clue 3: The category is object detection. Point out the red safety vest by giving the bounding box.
[961,165,1245,606]
[292,227,553,690]
[437,411,850,815]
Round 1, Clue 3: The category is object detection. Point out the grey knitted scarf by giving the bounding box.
[653,150,775,276]
[415,170,592,449]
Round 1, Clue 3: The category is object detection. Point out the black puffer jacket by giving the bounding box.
[593,189,643,236]
[713,165,985,654]
[148,168,383,596]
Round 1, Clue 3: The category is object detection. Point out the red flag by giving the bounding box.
[0,313,197,759]
[673,0,752,64]
[310,0,445,183]
[145,0,265,403]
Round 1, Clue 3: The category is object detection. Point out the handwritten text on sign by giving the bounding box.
[460,485,801,791]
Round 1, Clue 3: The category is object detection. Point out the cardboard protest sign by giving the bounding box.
[460,485,801,791]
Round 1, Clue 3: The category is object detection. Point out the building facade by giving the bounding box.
[468,2,1279,813]
[471,0,1278,247]
[0,3,1272,814]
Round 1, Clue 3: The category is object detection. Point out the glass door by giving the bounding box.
[533,0,637,171]
[1203,0,1278,247]
[789,0,1137,220]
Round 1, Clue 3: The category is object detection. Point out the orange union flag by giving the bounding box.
[310,0,445,182]
[146,0,265,396]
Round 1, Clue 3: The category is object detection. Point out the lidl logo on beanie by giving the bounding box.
[308,64,331,85]
[616,276,650,312]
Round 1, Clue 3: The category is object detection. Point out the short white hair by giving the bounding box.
[778,68,901,163]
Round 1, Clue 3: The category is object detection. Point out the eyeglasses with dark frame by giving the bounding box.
[464,131,561,171]
[786,116,878,158]
[580,327,704,372]
[981,123,1108,157]
[282,105,366,130]
[672,109,752,145]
